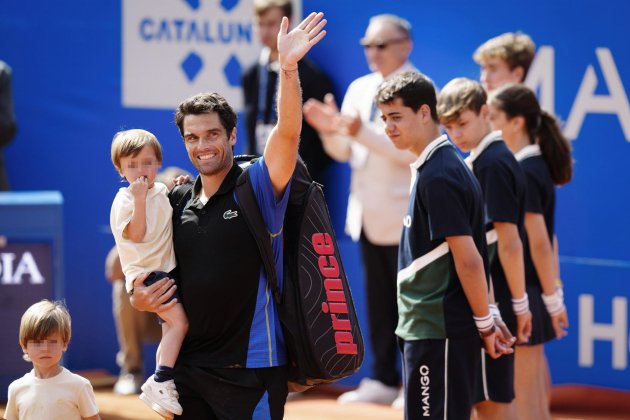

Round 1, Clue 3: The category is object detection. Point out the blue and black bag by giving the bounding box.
[234,155,364,391]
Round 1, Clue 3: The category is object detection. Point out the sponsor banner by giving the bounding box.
[0,242,54,388]
[122,0,301,111]
[546,259,630,389]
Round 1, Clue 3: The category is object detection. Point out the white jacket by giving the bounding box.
[321,62,417,245]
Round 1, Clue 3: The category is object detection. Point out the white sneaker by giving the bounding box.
[391,388,404,409]
[139,376,183,418]
[113,373,142,395]
[337,378,399,405]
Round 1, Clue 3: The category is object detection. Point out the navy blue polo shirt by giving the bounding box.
[466,131,526,325]
[396,135,489,340]
[515,144,556,288]
[171,157,290,368]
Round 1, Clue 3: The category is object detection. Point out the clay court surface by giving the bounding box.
[2,373,629,420]
[88,388,629,420]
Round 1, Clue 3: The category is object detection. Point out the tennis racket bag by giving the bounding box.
[235,155,364,391]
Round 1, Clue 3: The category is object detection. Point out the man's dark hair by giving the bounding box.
[175,92,237,137]
[375,71,438,121]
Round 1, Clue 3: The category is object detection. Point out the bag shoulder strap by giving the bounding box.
[235,158,283,304]
[169,182,194,217]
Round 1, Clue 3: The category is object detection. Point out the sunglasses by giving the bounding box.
[360,38,408,50]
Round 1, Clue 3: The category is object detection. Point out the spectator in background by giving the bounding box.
[303,14,419,407]
[0,60,17,191]
[473,32,535,92]
[243,0,333,185]
[106,166,190,397]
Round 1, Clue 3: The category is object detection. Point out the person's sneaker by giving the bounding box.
[113,373,142,395]
[139,376,183,418]
[337,378,399,405]
[391,388,404,409]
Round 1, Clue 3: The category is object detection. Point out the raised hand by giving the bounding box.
[304,93,340,134]
[277,12,327,71]
[339,112,362,137]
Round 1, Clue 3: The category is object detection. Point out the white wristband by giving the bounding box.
[489,303,501,319]
[473,312,495,335]
[512,293,530,315]
[542,290,565,315]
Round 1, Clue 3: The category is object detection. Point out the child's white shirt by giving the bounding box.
[110,181,176,292]
[4,367,99,420]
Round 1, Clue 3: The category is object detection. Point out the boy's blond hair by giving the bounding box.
[253,0,292,18]
[473,32,536,77]
[437,78,487,123]
[19,300,72,349]
[110,129,163,172]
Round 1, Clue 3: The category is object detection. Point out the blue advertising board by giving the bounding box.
[0,191,63,397]
[0,0,628,392]
[0,242,54,394]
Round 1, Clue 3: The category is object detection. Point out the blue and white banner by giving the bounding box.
[122,0,301,110]
[122,0,260,110]
[526,46,630,141]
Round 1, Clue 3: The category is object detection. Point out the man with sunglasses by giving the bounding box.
[303,14,418,408]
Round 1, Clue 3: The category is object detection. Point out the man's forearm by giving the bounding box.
[447,236,491,317]
[276,67,303,144]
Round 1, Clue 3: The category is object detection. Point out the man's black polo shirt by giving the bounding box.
[171,158,290,368]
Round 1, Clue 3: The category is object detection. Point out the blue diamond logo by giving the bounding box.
[223,54,241,87]
[181,52,203,82]
[183,0,200,11]
[220,0,239,12]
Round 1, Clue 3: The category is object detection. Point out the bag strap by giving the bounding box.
[169,182,193,219]
[235,162,283,305]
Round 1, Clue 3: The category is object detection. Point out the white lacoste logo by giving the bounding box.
[403,215,412,228]
[223,210,238,220]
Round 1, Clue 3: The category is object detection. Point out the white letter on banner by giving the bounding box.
[1,253,17,284]
[12,252,45,284]
[525,46,555,115]
[579,294,627,370]
[565,48,630,141]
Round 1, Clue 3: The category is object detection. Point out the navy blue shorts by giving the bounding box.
[400,336,481,420]
[475,349,515,403]
[144,270,180,324]
[144,270,180,302]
